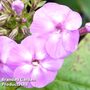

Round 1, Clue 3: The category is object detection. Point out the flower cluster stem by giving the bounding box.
[79,27,89,36]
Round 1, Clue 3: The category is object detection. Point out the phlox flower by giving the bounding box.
[9,35,64,88]
[30,3,82,59]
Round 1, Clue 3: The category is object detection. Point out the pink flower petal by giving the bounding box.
[0,36,17,64]
[30,66,57,88]
[14,64,33,88]
[64,11,82,30]
[21,36,47,60]
[45,32,70,59]
[8,45,33,66]
[62,30,79,52]
[42,3,71,24]
[41,58,64,71]
[0,36,17,79]
[30,13,55,35]
[0,65,13,79]
[30,3,71,35]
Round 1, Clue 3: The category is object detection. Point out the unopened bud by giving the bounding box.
[1,0,12,13]
[0,27,8,35]
[22,18,27,23]
[0,14,8,21]
[85,23,90,32]
[21,26,31,36]
[9,27,18,39]
[11,0,24,16]
[0,14,9,26]
[79,23,90,36]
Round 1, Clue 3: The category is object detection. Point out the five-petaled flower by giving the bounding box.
[30,3,82,59]
[9,36,64,88]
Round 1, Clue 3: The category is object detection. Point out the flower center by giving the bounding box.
[56,23,62,32]
[32,60,39,66]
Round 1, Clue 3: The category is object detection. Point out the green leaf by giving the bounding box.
[0,83,5,90]
[17,34,90,90]
[0,82,20,90]
[55,0,81,12]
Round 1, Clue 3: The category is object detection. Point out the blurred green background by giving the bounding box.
[0,0,90,90]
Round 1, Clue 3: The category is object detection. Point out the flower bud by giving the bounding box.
[9,27,18,39]
[21,26,30,36]
[11,0,24,16]
[22,18,27,23]
[0,27,8,35]
[0,14,9,26]
[85,23,90,32]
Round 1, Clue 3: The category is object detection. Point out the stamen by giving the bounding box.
[32,60,39,66]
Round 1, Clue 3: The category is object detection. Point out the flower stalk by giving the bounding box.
[79,23,90,36]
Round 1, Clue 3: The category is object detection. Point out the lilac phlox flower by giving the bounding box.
[85,23,90,32]
[30,3,82,59]
[0,36,17,80]
[9,36,64,88]
[11,0,24,15]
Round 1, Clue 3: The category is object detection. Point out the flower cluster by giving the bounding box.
[1,0,89,88]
